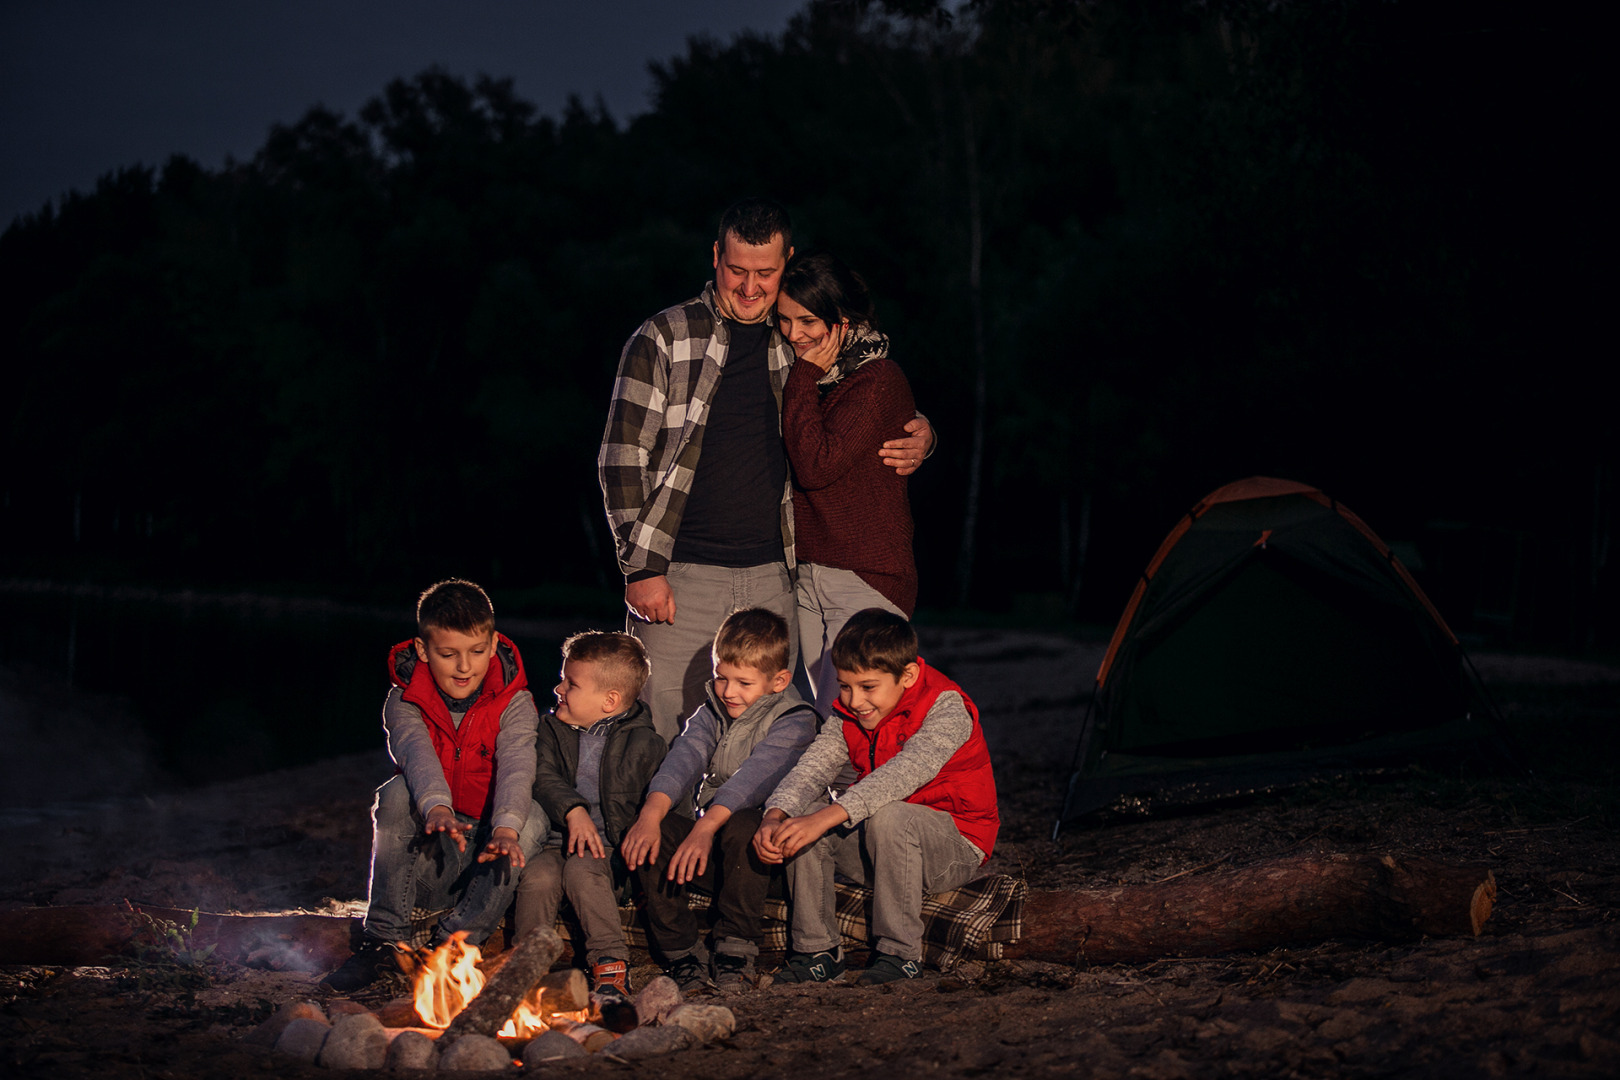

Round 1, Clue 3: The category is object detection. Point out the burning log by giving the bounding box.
[1003,853,1496,965]
[438,927,564,1042]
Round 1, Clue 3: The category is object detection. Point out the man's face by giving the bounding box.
[414,626,496,700]
[836,663,920,729]
[712,230,790,323]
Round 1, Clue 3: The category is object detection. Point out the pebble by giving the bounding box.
[521,1030,586,1064]
[666,1003,736,1043]
[274,1016,331,1063]
[606,1024,698,1059]
[384,1029,438,1071]
[317,1012,389,1070]
[243,1000,325,1047]
[438,1033,513,1072]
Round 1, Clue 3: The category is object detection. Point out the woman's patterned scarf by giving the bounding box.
[816,323,890,393]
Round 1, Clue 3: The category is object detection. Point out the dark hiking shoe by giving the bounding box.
[666,953,716,993]
[712,951,757,993]
[321,937,405,993]
[856,952,923,985]
[774,947,846,984]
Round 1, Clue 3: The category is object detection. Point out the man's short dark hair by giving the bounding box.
[717,197,792,254]
[561,631,651,701]
[713,607,792,675]
[416,579,495,639]
[830,608,919,679]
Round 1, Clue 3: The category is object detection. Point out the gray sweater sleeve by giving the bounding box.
[382,688,454,820]
[710,708,816,813]
[647,709,720,811]
[836,692,972,827]
[489,690,539,834]
[765,721,853,817]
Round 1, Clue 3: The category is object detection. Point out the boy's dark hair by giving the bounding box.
[781,252,879,331]
[561,631,651,701]
[830,608,919,679]
[416,579,495,639]
[713,607,792,676]
[717,197,792,254]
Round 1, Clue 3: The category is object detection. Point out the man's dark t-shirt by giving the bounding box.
[670,319,787,567]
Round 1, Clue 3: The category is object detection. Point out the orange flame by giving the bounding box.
[412,932,486,1029]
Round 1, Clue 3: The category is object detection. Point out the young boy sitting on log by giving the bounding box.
[621,607,818,993]
[753,608,999,984]
[322,579,549,993]
[512,631,666,1002]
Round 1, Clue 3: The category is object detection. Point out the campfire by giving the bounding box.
[404,931,591,1039]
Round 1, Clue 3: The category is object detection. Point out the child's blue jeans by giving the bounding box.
[360,773,549,945]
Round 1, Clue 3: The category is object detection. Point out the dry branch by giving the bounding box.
[1004,853,1495,965]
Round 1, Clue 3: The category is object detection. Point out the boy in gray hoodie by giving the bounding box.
[621,607,816,993]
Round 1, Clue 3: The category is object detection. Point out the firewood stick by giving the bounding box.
[440,928,564,1041]
[1003,853,1495,965]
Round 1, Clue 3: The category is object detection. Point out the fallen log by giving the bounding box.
[1003,853,1495,965]
[440,927,563,1041]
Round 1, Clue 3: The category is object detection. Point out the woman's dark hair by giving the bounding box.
[780,252,878,331]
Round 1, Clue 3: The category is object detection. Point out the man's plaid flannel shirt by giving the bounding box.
[597,283,797,578]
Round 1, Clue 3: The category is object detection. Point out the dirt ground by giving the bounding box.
[3,628,1618,1078]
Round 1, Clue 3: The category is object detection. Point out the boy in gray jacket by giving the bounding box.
[621,608,816,992]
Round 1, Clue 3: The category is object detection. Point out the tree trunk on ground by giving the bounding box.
[1003,853,1496,965]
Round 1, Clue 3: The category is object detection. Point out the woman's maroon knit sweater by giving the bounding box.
[782,355,917,615]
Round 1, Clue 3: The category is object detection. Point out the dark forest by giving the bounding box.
[2,0,1608,648]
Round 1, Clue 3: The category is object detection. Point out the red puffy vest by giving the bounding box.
[837,658,999,860]
[389,632,528,820]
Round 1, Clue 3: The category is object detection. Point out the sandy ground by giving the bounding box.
[3,629,1618,1078]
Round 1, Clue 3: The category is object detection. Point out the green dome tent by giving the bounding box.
[1054,477,1502,835]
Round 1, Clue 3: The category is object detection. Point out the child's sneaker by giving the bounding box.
[855,952,923,985]
[666,953,716,993]
[774,946,846,984]
[711,951,756,993]
[591,957,630,998]
[320,937,405,993]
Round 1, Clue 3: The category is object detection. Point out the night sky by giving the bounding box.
[0,0,804,224]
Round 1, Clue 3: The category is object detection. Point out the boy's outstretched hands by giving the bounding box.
[564,806,606,859]
[424,804,476,852]
[479,826,526,868]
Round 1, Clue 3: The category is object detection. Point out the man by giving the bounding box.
[598,198,933,741]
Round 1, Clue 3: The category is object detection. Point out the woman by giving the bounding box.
[778,252,917,711]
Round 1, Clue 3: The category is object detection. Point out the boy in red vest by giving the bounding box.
[753,608,998,985]
[322,579,548,992]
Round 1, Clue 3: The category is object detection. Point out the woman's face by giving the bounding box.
[777,293,833,357]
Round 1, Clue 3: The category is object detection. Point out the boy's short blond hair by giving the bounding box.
[561,631,651,701]
[712,607,791,675]
[416,579,495,639]
[830,608,919,679]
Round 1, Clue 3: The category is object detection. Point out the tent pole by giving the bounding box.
[1052,688,1100,840]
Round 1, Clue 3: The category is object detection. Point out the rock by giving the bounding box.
[373,996,422,1028]
[521,1030,586,1064]
[328,998,374,1019]
[243,1000,326,1047]
[274,1016,331,1063]
[665,1003,736,1043]
[384,1028,438,1071]
[317,1012,389,1070]
[605,1024,698,1059]
[634,975,684,1026]
[438,1034,513,1072]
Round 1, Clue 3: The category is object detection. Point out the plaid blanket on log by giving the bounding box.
[418,874,1026,972]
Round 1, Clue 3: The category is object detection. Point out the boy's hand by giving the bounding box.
[621,812,662,871]
[424,804,473,853]
[775,804,851,859]
[565,806,606,859]
[478,826,525,867]
[666,827,714,884]
[880,415,935,476]
[752,811,788,864]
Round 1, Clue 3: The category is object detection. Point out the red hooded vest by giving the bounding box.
[836,658,999,860]
[388,632,528,820]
